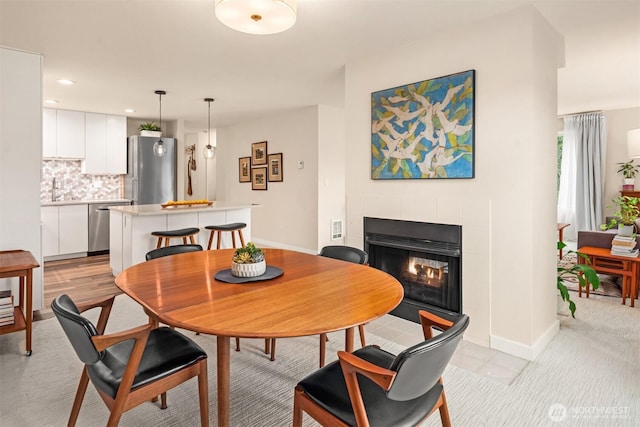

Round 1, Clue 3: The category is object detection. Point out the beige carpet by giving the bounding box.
[1,294,639,426]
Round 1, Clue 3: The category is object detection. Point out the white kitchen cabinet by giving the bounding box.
[41,204,88,259]
[43,109,86,158]
[41,206,59,257]
[83,113,126,174]
[106,115,127,173]
[43,108,57,158]
[59,205,88,254]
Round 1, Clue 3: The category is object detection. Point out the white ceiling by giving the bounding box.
[1,0,639,132]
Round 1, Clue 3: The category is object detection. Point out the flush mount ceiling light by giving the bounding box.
[57,79,76,85]
[203,98,216,159]
[152,90,167,157]
[44,99,59,104]
[215,0,297,35]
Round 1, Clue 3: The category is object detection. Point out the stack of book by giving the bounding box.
[0,290,15,326]
[610,235,639,257]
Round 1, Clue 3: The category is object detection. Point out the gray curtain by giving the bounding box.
[557,112,606,240]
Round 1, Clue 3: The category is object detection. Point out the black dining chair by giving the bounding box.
[145,244,204,260]
[265,245,370,367]
[52,294,209,427]
[293,310,469,427]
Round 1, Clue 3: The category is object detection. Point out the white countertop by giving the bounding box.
[42,199,131,206]
[110,201,258,216]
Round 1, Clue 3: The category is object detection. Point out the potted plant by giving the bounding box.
[231,242,266,277]
[601,195,640,237]
[557,242,600,317]
[617,160,640,187]
[138,122,162,137]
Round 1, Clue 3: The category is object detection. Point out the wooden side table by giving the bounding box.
[557,223,570,259]
[577,246,639,307]
[0,250,39,355]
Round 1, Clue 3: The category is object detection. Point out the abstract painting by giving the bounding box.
[371,70,475,179]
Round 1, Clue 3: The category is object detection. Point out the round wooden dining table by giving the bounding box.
[115,248,403,427]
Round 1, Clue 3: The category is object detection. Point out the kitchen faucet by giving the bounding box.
[51,177,61,202]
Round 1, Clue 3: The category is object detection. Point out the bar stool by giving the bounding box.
[151,227,200,248]
[205,223,246,250]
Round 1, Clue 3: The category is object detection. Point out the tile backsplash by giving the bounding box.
[41,160,123,202]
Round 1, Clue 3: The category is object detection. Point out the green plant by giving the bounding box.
[617,160,640,179]
[601,196,640,229]
[557,242,600,318]
[232,242,265,264]
[138,122,161,132]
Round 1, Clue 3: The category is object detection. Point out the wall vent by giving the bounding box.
[331,219,343,240]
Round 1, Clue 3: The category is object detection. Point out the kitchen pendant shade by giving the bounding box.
[153,90,166,157]
[203,98,216,159]
[203,145,216,159]
[153,140,167,157]
[215,0,297,35]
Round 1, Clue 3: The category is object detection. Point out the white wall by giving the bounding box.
[217,107,320,251]
[602,107,640,217]
[0,47,44,309]
[344,6,563,359]
[318,105,346,249]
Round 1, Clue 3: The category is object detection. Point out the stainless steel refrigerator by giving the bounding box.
[124,136,177,204]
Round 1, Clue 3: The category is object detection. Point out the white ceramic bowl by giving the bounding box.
[231,260,266,277]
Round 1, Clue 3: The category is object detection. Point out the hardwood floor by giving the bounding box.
[38,254,121,318]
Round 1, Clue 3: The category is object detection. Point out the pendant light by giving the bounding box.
[203,98,216,159]
[152,90,167,157]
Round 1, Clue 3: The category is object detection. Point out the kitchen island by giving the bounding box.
[109,201,254,275]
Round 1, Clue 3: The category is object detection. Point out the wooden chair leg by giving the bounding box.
[68,367,91,427]
[182,236,188,244]
[156,237,163,249]
[358,324,366,347]
[164,237,171,247]
[189,235,196,244]
[197,359,209,427]
[293,388,304,427]
[438,390,452,427]
[238,229,246,247]
[207,230,215,250]
[217,232,222,249]
[160,392,167,409]
[235,337,241,351]
[319,333,327,368]
[231,232,237,248]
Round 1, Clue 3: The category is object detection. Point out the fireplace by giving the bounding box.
[364,217,462,323]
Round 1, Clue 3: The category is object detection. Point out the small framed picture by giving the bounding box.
[251,141,268,166]
[239,157,251,182]
[251,166,268,190]
[268,153,283,182]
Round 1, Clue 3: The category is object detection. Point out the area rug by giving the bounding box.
[2,295,639,426]
[558,252,623,298]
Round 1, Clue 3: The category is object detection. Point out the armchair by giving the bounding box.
[293,309,469,427]
[52,294,209,427]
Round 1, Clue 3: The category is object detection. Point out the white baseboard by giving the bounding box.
[251,238,317,255]
[490,319,559,361]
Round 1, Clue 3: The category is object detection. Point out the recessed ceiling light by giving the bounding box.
[57,79,76,85]
[125,108,136,113]
[44,99,59,104]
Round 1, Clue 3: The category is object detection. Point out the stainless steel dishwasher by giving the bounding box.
[88,201,131,255]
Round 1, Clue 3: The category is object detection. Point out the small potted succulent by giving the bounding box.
[231,242,266,277]
[138,122,162,137]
